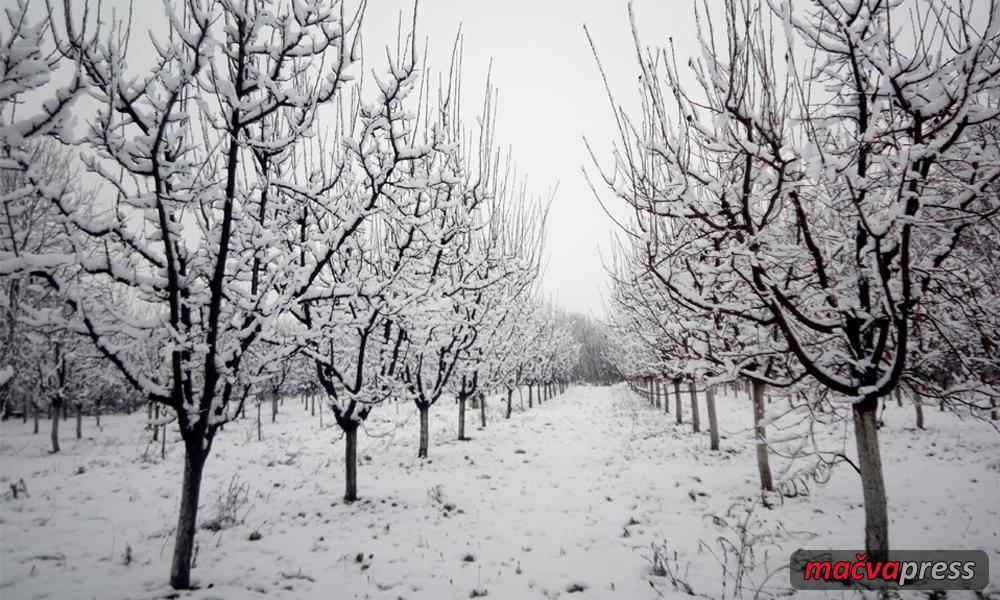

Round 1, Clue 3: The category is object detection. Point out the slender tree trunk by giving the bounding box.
[458,395,468,441]
[528,384,533,409]
[479,394,486,428]
[659,380,667,414]
[505,387,513,419]
[311,393,316,417]
[653,378,660,408]
[706,386,719,451]
[170,444,207,589]
[50,401,60,453]
[75,403,82,439]
[33,402,39,434]
[674,380,683,424]
[22,397,27,424]
[271,390,278,423]
[256,402,262,441]
[689,381,701,433]
[895,387,902,407]
[153,404,160,442]
[147,401,153,430]
[418,403,430,458]
[344,423,358,502]
[914,389,924,430]
[853,396,889,562]
[95,401,101,428]
[751,380,773,491]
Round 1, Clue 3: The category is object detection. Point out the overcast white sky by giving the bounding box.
[359,1,694,318]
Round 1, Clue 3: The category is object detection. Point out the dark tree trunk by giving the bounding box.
[689,381,701,433]
[479,394,486,428]
[751,380,773,491]
[75,403,82,439]
[505,387,513,419]
[344,423,358,502]
[95,400,101,428]
[895,387,902,407]
[311,393,316,417]
[659,380,667,414]
[271,390,278,423]
[153,404,160,442]
[22,397,28,423]
[33,402,39,434]
[674,380,683,424]
[169,445,207,589]
[458,394,468,441]
[914,389,924,430]
[50,401,60,453]
[528,384,533,408]
[853,396,889,563]
[706,386,719,451]
[418,402,430,458]
[256,402,262,441]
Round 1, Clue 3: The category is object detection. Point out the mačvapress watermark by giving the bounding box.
[789,549,989,591]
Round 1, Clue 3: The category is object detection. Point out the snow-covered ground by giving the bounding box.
[1,385,997,599]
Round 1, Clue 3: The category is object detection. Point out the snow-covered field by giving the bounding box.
[1,385,998,599]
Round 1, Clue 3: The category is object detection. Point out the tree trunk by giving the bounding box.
[418,403,430,458]
[689,381,701,433]
[991,397,997,421]
[659,380,667,414]
[50,401,60,453]
[751,380,773,491]
[153,404,160,442]
[146,401,152,429]
[914,389,924,430]
[479,394,487,428]
[505,387,513,419]
[33,402,39,434]
[271,390,278,423]
[853,396,889,562]
[256,402,262,441]
[75,404,82,439]
[674,380,683,424]
[169,445,207,589]
[22,397,27,424]
[653,378,660,408]
[528,384,533,409]
[706,386,719,451]
[311,393,316,417]
[458,395,468,440]
[344,423,358,502]
[895,387,902,407]
[95,400,101,428]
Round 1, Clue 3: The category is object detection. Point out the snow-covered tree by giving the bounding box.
[3,0,365,588]
[594,0,1000,560]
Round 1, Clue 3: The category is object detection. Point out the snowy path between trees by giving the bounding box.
[2,385,998,599]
